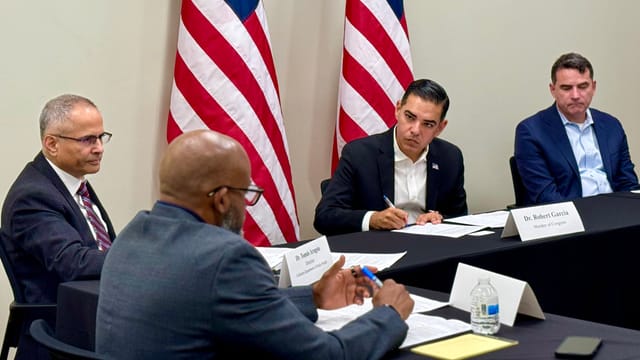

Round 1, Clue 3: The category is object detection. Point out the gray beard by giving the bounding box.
[221,208,243,235]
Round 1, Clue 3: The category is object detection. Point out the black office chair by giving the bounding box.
[509,155,527,208]
[29,319,102,360]
[320,178,331,195]
[0,232,56,360]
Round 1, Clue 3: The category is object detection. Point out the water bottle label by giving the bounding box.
[487,304,499,315]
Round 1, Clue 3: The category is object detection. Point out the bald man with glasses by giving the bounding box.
[1,94,115,360]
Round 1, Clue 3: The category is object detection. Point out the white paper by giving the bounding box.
[331,251,406,271]
[255,247,291,269]
[401,314,471,348]
[393,223,486,238]
[315,295,469,349]
[446,210,510,228]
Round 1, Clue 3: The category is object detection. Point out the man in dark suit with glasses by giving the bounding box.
[0,94,115,359]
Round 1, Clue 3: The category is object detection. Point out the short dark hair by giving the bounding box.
[551,53,594,83]
[400,79,450,120]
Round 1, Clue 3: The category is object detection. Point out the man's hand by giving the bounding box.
[415,210,443,225]
[312,255,377,310]
[372,279,414,320]
[370,208,409,230]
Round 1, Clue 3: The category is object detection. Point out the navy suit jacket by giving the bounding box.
[314,127,467,236]
[97,202,408,359]
[1,152,114,304]
[514,104,639,205]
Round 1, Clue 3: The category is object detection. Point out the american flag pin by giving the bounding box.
[432,163,439,170]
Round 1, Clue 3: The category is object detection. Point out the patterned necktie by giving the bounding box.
[77,182,111,251]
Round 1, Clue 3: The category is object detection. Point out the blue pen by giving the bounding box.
[361,266,384,288]
[383,195,395,208]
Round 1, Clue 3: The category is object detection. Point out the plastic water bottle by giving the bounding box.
[470,277,500,335]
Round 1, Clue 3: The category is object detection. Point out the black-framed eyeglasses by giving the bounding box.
[207,184,264,206]
[51,132,112,146]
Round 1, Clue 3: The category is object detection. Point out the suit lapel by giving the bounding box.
[593,113,612,179]
[545,106,580,178]
[378,128,395,202]
[426,142,438,210]
[32,152,95,240]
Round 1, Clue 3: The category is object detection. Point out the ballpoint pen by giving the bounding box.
[361,266,384,288]
[383,195,395,208]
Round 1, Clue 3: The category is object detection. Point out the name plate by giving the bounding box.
[278,236,333,287]
[449,263,544,326]
[501,201,584,241]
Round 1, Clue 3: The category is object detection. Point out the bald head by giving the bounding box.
[159,130,251,207]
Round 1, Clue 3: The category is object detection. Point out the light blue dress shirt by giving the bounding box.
[559,107,613,196]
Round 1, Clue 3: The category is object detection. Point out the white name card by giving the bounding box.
[278,236,333,288]
[449,263,545,326]
[501,201,584,241]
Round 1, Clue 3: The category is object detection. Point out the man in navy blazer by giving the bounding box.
[1,94,115,359]
[515,53,639,205]
[314,79,467,236]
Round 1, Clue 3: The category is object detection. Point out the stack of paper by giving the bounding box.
[316,294,471,349]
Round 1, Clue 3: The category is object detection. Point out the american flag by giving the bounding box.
[167,0,299,246]
[332,0,414,172]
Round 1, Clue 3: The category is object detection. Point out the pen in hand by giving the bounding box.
[383,195,395,208]
[361,266,384,288]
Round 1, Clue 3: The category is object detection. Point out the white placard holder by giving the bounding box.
[278,236,333,288]
[501,201,584,241]
[449,263,545,326]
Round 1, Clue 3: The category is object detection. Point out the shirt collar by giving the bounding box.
[45,157,85,195]
[393,126,428,163]
[557,105,594,128]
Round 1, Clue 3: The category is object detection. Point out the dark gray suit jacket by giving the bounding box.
[97,201,408,359]
[314,127,467,236]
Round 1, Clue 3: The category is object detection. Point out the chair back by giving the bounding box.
[1,231,57,360]
[509,156,527,207]
[29,319,103,360]
[320,178,331,195]
[0,231,26,303]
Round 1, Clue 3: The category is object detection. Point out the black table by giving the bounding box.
[56,280,99,351]
[56,280,640,358]
[321,192,640,330]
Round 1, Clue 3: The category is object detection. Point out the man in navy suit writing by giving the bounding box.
[515,53,639,205]
[314,79,468,236]
[1,94,115,359]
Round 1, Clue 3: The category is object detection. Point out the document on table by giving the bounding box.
[446,210,510,228]
[392,223,486,238]
[256,247,292,269]
[332,251,406,271]
[316,294,470,349]
[255,247,406,272]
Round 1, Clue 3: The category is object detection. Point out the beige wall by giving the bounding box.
[2,0,639,352]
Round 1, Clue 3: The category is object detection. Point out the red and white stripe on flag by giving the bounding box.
[167,0,299,246]
[332,0,414,172]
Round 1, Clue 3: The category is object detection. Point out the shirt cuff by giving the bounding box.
[361,211,374,231]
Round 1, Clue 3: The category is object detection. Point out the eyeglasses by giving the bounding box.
[51,132,112,146]
[207,184,264,206]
